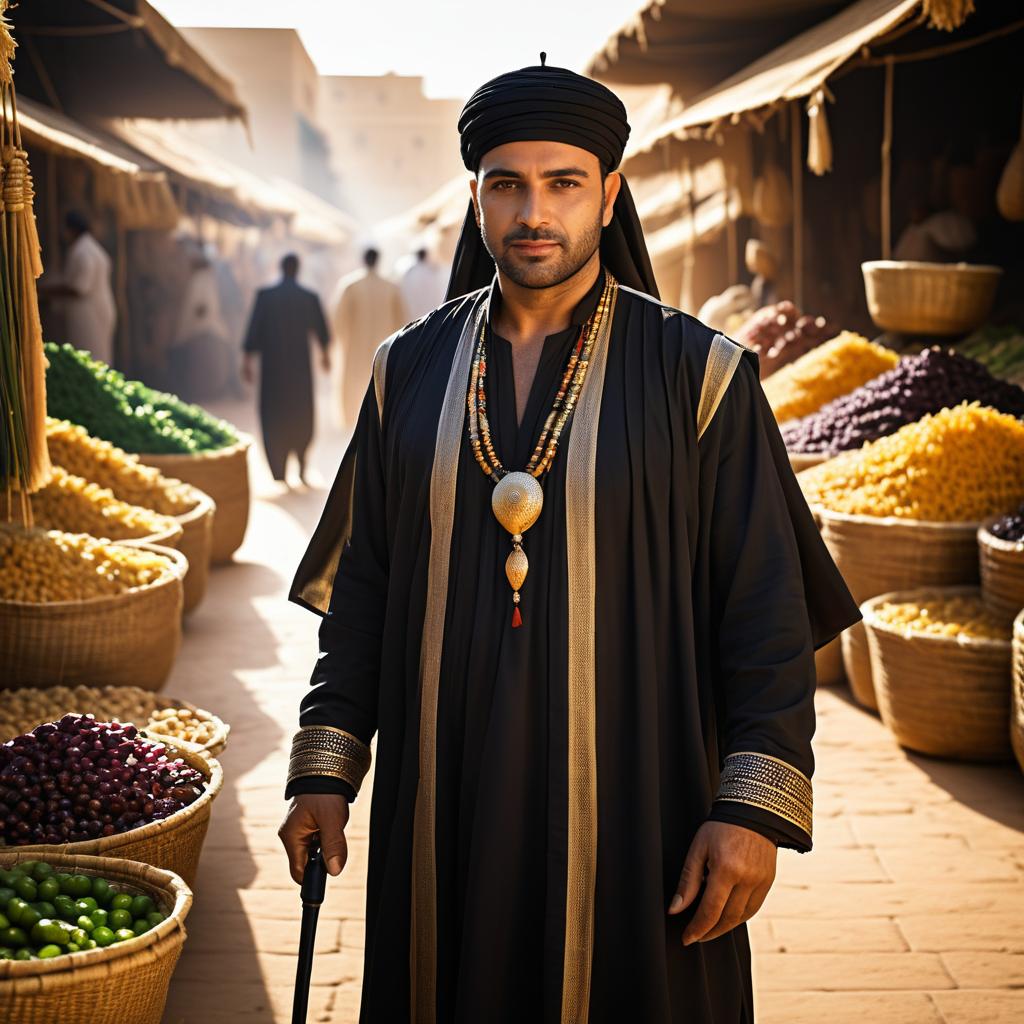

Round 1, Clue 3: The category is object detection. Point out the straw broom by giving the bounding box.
[0,0,49,521]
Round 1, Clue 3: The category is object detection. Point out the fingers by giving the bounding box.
[669,827,708,915]
[682,872,733,946]
[697,885,751,944]
[741,879,773,923]
[278,803,317,885]
[278,796,350,883]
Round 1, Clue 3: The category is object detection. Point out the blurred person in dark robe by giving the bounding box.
[242,253,330,486]
[279,58,860,1024]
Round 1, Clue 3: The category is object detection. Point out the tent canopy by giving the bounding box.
[628,0,921,156]
[9,1,246,121]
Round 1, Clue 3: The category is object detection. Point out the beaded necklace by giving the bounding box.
[467,271,617,627]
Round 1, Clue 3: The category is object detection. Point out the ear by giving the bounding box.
[602,172,622,228]
[469,177,481,228]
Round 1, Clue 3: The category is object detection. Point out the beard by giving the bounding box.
[481,204,604,290]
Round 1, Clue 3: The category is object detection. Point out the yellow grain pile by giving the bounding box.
[798,402,1024,521]
[0,525,175,602]
[764,332,898,423]
[30,466,177,540]
[45,418,194,516]
[874,592,1007,641]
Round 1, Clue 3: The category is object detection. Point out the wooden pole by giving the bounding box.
[881,56,895,259]
[790,102,804,308]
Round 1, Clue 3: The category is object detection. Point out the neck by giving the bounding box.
[492,252,600,346]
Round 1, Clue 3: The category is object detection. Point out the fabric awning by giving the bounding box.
[645,189,740,260]
[629,0,920,156]
[18,97,179,230]
[9,1,246,121]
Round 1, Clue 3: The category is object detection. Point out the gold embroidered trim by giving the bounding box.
[715,751,813,840]
[287,726,372,793]
[561,282,618,1024]
[697,333,744,441]
[410,299,485,1024]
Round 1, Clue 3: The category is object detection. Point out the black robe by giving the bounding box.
[286,270,860,1023]
[242,278,329,479]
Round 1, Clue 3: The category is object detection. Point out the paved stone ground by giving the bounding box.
[162,386,1024,1024]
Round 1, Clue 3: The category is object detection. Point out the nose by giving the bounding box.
[516,185,549,230]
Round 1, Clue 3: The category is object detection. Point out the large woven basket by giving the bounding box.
[15,746,223,888]
[788,450,828,475]
[0,852,191,1024]
[137,435,251,564]
[862,587,1013,761]
[0,684,229,759]
[151,484,214,615]
[817,508,981,704]
[841,621,877,711]
[861,260,1002,336]
[978,522,1024,626]
[0,543,186,692]
[1013,610,1024,774]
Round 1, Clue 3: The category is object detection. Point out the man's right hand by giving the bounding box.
[279,794,351,884]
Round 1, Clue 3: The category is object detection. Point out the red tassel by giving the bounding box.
[511,606,523,628]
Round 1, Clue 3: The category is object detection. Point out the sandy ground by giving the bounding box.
[161,377,1024,1023]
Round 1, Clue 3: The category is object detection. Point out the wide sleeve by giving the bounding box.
[701,357,839,852]
[285,371,388,804]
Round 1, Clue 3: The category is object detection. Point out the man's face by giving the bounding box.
[470,141,620,289]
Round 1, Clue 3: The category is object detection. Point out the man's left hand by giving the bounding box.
[668,820,777,945]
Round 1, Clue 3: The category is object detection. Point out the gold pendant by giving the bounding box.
[492,471,543,627]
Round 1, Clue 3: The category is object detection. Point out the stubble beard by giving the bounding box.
[482,204,605,290]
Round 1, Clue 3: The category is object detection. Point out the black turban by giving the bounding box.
[445,59,659,302]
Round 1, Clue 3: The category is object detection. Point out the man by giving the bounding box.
[331,247,408,432]
[280,60,860,1023]
[242,253,330,486]
[44,211,117,366]
[400,246,449,320]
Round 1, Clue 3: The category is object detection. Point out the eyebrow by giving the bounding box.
[481,166,591,182]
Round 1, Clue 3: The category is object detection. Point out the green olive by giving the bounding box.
[92,926,115,948]
[13,947,33,961]
[12,876,37,902]
[113,928,136,943]
[109,893,133,912]
[0,926,28,947]
[31,862,54,883]
[108,909,132,931]
[37,944,63,959]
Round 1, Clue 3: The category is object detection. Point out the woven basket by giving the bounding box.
[788,450,828,475]
[861,260,1003,336]
[1013,610,1024,774]
[163,484,214,615]
[0,544,186,692]
[15,746,222,888]
[841,620,877,711]
[0,685,229,759]
[978,523,1024,626]
[862,587,1012,761]
[817,508,981,703]
[137,435,251,564]
[0,852,191,1024]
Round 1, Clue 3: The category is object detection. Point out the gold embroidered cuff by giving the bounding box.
[715,751,813,841]
[287,725,372,795]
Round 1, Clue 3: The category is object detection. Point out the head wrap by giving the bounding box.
[445,57,659,302]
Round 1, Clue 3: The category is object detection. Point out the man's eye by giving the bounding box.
[492,181,518,191]
[554,180,579,188]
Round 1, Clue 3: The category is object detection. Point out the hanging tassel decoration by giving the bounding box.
[923,0,975,32]
[0,0,49,517]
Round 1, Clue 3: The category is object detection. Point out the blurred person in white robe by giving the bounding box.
[399,247,448,320]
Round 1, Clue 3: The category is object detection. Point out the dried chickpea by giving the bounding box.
[874,592,1008,641]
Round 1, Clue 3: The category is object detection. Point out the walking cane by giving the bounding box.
[292,842,328,1024]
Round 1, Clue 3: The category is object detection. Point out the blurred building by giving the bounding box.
[319,74,465,225]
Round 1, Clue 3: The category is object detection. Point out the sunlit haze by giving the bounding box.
[152,0,640,99]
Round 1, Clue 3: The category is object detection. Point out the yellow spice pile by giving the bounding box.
[764,332,898,423]
[798,402,1024,521]
[46,418,195,516]
[874,592,1008,641]
[0,526,175,602]
[30,466,178,540]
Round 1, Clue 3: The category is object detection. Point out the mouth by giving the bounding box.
[509,240,560,255]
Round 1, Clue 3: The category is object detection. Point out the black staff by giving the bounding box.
[292,842,327,1024]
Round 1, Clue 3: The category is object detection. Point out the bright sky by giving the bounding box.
[151,0,639,99]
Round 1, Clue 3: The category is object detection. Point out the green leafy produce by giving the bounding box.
[958,324,1024,387]
[45,342,239,454]
[0,862,163,961]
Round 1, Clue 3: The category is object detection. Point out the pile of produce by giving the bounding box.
[797,402,1024,521]
[872,592,1007,641]
[26,466,178,540]
[958,324,1024,387]
[0,861,166,960]
[0,716,205,847]
[764,333,898,424]
[782,348,1024,454]
[0,526,175,602]
[46,418,195,516]
[733,301,836,379]
[45,344,239,454]
[0,687,224,752]
[988,502,1024,543]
